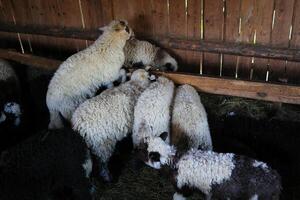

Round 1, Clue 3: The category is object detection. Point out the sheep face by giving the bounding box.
[136,132,176,169]
[154,49,178,72]
[130,69,150,82]
[99,20,133,41]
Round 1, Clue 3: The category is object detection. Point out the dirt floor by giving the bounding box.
[3,64,300,199]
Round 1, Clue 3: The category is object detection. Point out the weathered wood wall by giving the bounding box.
[0,0,299,84]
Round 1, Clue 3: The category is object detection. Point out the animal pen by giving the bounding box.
[0,0,300,199]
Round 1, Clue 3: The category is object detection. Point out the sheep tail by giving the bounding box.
[48,109,64,130]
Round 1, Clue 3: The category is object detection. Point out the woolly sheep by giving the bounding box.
[0,59,22,128]
[132,76,175,151]
[0,128,94,200]
[72,69,151,182]
[139,136,282,200]
[124,38,178,71]
[172,84,212,152]
[46,20,133,129]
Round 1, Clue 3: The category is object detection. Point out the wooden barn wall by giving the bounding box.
[0,0,299,84]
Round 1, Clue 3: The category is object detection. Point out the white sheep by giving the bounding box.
[71,69,151,182]
[172,84,212,152]
[139,136,282,200]
[0,128,94,200]
[124,38,178,71]
[132,76,174,159]
[46,20,133,129]
[0,59,22,131]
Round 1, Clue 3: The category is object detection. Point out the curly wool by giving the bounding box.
[124,38,178,71]
[46,20,132,129]
[0,59,17,81]
[132,76,175,147]
[172,85,213,151]
[72,69,150,163]
[175,149,235,195]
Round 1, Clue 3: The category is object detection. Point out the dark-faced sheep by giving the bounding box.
[139,135,281,200]
[124,38,178,71]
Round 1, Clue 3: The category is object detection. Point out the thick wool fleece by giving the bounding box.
[132,76,175,147]
[174,149,281,199]
[172,84,212,151]
[0,59,21,128]
[175,149,235,195]
[46,20,133,129]
[124,38,178,71]
[72,69,150,163]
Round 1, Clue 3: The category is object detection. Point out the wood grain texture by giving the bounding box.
[186,0,202,73]
[169,0,187,72]
[1,48,299,104]
[252,0,274,81]
[203,0,223,76]
[223,0,240,78]
[269,0,295,82]
[238,0,256,79]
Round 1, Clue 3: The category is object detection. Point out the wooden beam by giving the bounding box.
[0,48,299,104]
[1,23,300,62]
[154,72,300,105]
[0,49,60,70]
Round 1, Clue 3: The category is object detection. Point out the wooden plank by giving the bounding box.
[203,0,223,76]
[186,0,202,73]
[0,0,21,51]
[0,48,60,70]
[223,0,240,78]
[287,0,300,84]
[1,23,300,62]
[238,0,256,79]
[151,0,169,38]
[112,0,153,37]
[252,0,274,81]
[1,48,299,105]
[169,0,187,72]
[155,71,300,105]
[269,0,295,82]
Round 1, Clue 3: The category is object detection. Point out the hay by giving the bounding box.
[200,93,300,122]
[94,158,204,200]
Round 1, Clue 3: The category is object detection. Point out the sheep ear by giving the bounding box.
[98,26,108,32]
[159,132,168,141]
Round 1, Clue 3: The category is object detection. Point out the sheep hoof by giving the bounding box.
[100,168,113,183]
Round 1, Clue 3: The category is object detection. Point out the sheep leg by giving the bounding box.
[173,192,187,200]
[119,68,127,83]
[99,163,112,182]
[205,193,212,200]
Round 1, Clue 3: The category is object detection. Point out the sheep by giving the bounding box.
[124,37,178,71]
[46,20,133,129]
[138,135,282,200]
[71,69,151,182]
[0,128,94,200]
[0,59,22,128]
[171,84,212,152]
[132,76,175,153]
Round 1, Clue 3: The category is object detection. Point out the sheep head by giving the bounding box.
[99,20,133,41]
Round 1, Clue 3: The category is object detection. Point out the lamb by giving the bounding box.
[46,20,133,129]
[0,128,94,200]
[172,84,212,152]
[139,136,282,200]
[71,69,151,182]
[124,38,178,71]
[132,76,174,166]
[0,59,22,128]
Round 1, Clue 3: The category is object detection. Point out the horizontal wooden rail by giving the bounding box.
[0,48,299,105]
[1,23,300,62]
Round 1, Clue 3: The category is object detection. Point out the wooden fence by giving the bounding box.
[0,0,300,92]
